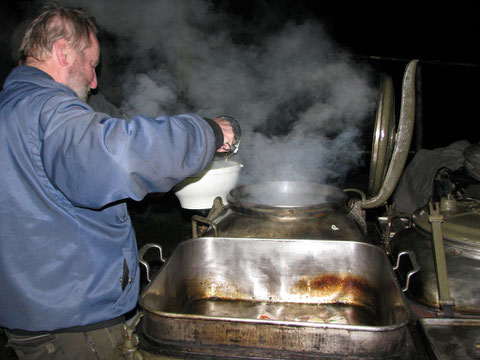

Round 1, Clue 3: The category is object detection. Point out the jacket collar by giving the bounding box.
[3,65,77,98]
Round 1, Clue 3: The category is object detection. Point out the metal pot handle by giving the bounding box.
[138,243,166,283]
[192,215,219,238]
[393,250,420,292]
[191,196,227,238]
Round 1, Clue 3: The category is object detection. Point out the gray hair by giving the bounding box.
[19,3,97,63]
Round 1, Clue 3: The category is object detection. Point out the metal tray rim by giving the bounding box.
[139,237,410,332]
[139,308,410,332]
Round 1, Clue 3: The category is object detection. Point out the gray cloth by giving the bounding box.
[392,140,471,214]
[464,143,480,181]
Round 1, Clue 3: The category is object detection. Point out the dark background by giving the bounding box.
[1,1,479,150]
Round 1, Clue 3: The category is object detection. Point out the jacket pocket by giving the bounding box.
[114,247,137,309]
[6,333,59,357]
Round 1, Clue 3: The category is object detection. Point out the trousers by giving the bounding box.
[3,323,124,360]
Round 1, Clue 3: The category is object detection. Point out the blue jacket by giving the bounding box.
[0,66,217,331]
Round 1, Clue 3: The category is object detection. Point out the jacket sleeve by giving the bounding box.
[39,94,217,209]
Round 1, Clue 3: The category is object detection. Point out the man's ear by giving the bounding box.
[52,39,72,67]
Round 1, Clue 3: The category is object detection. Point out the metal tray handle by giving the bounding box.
[383,212,412,254]
[137,243,165,283]
[393,250,420,292]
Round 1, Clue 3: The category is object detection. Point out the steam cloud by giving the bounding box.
[38,0,378,185]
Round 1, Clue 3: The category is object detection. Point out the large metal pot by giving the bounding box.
[195,181,367,241]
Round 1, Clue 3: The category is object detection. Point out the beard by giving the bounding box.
[66,58,90,102]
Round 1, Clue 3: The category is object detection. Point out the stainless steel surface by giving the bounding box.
[391,226,480,314]
[419,318,480,360]
[139,237,410,358]
[201,181,366,240]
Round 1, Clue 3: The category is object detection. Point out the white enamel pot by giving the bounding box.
[174,161,243,209]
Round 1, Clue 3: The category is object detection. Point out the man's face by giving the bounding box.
[65,32,100,102]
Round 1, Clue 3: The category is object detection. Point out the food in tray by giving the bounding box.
[256,311,348,324]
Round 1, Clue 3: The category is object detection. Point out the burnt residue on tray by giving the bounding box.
[292,274,378,308]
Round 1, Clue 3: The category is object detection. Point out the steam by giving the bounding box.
[45,0,377,185]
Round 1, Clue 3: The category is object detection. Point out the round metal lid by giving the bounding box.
[368,73,396,197]
[413,199,480,247]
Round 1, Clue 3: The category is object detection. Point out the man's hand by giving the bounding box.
[214,117,235,152]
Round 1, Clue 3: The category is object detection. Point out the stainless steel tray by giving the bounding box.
[419,318,480,360]
[139,237,410,359]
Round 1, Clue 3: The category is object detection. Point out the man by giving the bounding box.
[0,4,234,359]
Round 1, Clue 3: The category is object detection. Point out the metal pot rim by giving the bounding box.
[227,181,346,211]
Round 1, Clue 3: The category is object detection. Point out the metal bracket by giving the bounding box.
[192,196,227,238]
[121,312,144,360]
[383,211,412,254]
[344,189,367,235]
[428,201,455,312]
[393,250,420,292]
